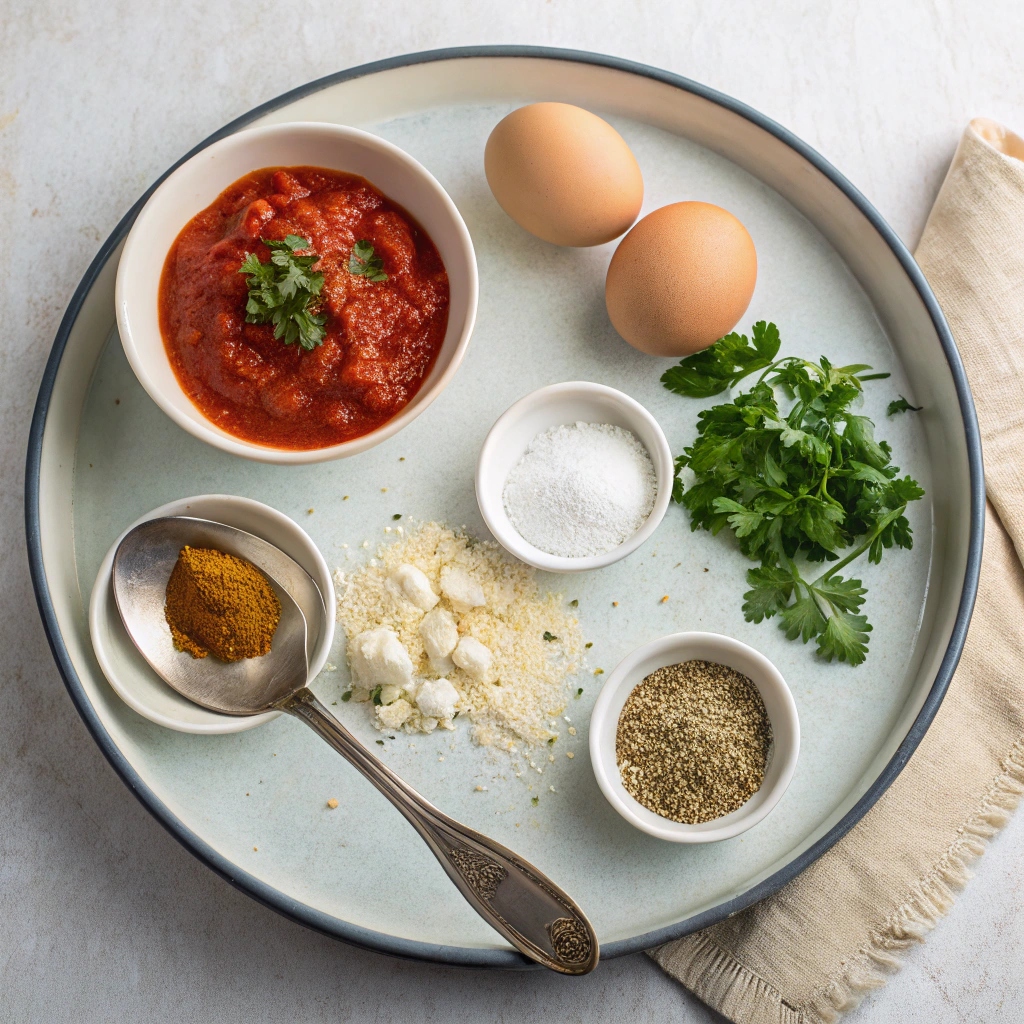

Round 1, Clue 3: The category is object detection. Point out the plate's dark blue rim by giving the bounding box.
[24,45,984,969]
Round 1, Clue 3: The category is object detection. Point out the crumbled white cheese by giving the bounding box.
[452,636,493,681]
[440,566,486,613]
[348,627,413,689]
[415,677,460,721]
[337,523,583,748]
[376,698,413,729]
[419,607,459,660]
[429,653,455,677]
[389,564,439,612]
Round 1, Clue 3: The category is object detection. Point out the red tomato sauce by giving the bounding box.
[159,166,449,450]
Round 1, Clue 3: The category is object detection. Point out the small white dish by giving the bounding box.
[115,121,478,464]
[475,381,673,572]
[88,494,336,734]
[589,631,800,842]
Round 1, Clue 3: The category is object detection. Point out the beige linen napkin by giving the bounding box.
[651,119,1024,1024]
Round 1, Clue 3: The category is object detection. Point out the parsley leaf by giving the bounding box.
[810,574,867,613]
[815,607,872,665]
[661,321,781,398]
[666,322,924,665]
[888,395,923,416]
[349,239,388,282]
[238,235,327,351]
[779,589,827,643]
[741,565,795,622]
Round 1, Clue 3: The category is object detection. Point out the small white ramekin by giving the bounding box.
[475,381,673,572]
[88,494,335,734]
[589,632,800,842]
[116,121,478,464]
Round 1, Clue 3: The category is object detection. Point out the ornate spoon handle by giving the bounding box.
[280,687,599,974]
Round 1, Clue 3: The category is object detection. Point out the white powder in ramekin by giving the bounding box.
[502,421,657,557]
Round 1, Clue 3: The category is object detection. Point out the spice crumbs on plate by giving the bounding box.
[660,595,669,603]
[326,798,338,809]
[616,660,771,824]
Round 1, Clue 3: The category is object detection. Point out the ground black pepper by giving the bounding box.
[615,660,771,823]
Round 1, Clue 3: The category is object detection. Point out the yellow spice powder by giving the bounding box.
[165,546,281,662]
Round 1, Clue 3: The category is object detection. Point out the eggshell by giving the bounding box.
[605,202,757,357]
[484,102,643,247]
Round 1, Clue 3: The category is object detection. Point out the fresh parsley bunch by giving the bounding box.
[663,322,924,666]
[239,235,327,351]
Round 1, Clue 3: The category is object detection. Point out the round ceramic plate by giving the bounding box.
[26,47,982,967]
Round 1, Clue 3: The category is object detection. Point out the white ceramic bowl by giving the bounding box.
[475,381,673,572]
[115,121,478,464]
[589,632,800,842]
[88,494,336,734]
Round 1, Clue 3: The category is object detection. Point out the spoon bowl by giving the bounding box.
[112,517,314,715]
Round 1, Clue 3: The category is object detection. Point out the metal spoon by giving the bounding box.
[112,516,599,974]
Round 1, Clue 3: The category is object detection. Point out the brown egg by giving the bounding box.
[605,202,757,357]
[484,102,643,247]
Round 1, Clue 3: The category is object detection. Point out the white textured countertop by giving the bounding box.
[4,3,1024,1020]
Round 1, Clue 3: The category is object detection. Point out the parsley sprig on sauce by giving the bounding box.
[239,235,327,351]
[348,240,388,282]
[663,322,924,666]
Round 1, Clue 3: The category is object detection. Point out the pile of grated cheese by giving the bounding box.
[335,522,583,751]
